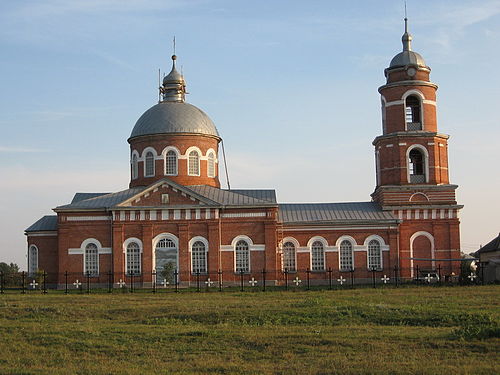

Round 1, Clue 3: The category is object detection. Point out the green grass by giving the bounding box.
[0,286,499,374]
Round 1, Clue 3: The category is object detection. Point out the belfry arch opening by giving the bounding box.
[408,148,426,183]
[405,95,422,130]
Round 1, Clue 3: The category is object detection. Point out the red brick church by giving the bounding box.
[25,21,463,286]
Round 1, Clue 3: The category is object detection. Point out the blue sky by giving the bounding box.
[1,0,499,268]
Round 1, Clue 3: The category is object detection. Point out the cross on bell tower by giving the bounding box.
[372,19,463,277]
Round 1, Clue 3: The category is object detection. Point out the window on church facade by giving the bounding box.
[235,240,249,273]
[84,243,99,276]
[191,241,207,274]
[131,154,138,179]
[283,242,296,272]
[367,240,382,270]
[207,152,215,178]
[409,148,425,183]
[145,151,155,177]
[340,240,353,271]
[311,241,325,271]
[405,95,422,130]
[126,242,141,275]
[188,150,200,176]
[165,150,177,175]
[28,245,38,276]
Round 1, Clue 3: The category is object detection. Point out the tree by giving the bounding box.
[0,262,21,286]
[160,262,176,284]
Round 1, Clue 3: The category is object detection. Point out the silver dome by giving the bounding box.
[130,101,220,139]
[389,50,427,68]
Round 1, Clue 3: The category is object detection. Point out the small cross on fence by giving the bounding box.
[292,277,302,287]
[424,274,433,283]
[381,275,390,284]
[116,279,126,288]
[248,277,258,287]
[205,278,214,288]
[29,280,38,289]
[73,280,82,289]
[337,276,346,285]
[468,272,477,282]
[161,279,169,288]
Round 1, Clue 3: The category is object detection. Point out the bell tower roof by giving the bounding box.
[389,18,427,69]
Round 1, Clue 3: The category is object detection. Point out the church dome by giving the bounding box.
[130,101,220,139]
[389,50,426,68]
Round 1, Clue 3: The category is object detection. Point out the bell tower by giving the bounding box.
[372,19,463,277]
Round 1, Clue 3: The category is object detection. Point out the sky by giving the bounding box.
[1,0,499,268]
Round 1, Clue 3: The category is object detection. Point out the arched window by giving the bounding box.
[339,240,353,271]
[207,152,215,178]
[405,95,422,130]
[126,242,141,275]
[28,245,38,276]
[145,151,155,177]
[191,241,207,274]
[311,241,325,271]
[235,240,250,273]
[131,154,138,179]
[188,150,200,176]
[367,240,382,270]
[283,241,296,272]
[165,150,178,176]
[409,148,425,183]
[84,243,99,276]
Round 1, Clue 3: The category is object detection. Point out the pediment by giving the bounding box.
[115,179,218,208]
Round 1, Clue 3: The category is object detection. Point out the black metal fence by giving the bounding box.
[0,264,486,294]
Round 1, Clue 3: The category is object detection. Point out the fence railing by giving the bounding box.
[0,264,485,294]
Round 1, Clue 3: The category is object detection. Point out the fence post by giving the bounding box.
[437,264,442,286]
[196,271,200,292]
[328,267,332,290]
[64,271,68,294]
[350,268,354,288]
[108,271,112,293]
[152,270,156,293]
[240,270,244,292]
[86,271,90,294]
[42,272,47,294]
[394,266,399,287]
[284,269,289,291]
[415,265,420,283]
[262,269,266,292]
[0,271,4,294]
[130,273,134,293]
[21,271,26,294]
[218,269,223,292]
[174,269,179,293]
[306,268,310,291]
[371,267,376,288]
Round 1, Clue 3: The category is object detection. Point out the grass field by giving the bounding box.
[0,286,498,375]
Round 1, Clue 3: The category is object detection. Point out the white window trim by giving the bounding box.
[206,150,216,178]
[186,146,202,177]
[189,236,209,273]
[336,235,356,271]
[131,150,139,180]
[364,235,386,271]
[402,89,425,131]
[28,245,38,275]
[84,243,99,276]
[308,236,327,271]
[281,238,298,272]
[162,146,180,176]
[406,144,429,183]
[409,231,435,276]
[232,235,252,273]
